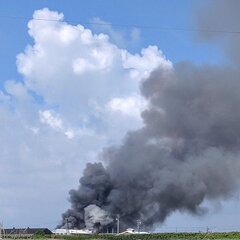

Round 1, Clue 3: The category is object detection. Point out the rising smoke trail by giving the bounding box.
[59,1,240,232]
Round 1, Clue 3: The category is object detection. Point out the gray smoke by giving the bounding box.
[84,204,113,231]
[197,0,240,64]
[59,1,240,231]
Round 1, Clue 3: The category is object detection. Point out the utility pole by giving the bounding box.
[0,222,4,239]
[66,218,70,235]
[0,223,2,239]
[136,220,141,233]
[116,215,120,234]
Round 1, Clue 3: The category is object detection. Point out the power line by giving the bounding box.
[1,14,240,35]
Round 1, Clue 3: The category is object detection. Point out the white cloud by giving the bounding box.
[16,8,171,123]
[106,95,147,119]
[121,45,172,80]
[39,110,63,130]
[130,27,141,42]
[64,129,75,139]
[0,8,172,228]
[90,17,141,48]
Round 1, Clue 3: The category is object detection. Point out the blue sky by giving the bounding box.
[0,0,238,233]
[0,0,223,85]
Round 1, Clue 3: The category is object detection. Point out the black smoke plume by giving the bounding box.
[59,1,240,231]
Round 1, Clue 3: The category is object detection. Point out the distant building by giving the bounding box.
[3,228,52,238]
[118,228,149,235]
[54,228,92,235]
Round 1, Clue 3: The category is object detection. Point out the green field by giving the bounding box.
[5,232,240,240]
[35,232,240,240]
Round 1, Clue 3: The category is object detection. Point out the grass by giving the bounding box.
[49,232,240,239]
[5,232,240,240]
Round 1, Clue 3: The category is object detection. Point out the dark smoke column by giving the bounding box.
[59,1,240,231]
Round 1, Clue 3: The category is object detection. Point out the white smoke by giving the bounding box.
[84,204,113,230]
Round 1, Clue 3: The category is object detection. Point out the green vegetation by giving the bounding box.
[52,232,240,240]
[5,232,240,240]
[29,229,52,239]
[33,230,51,239]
